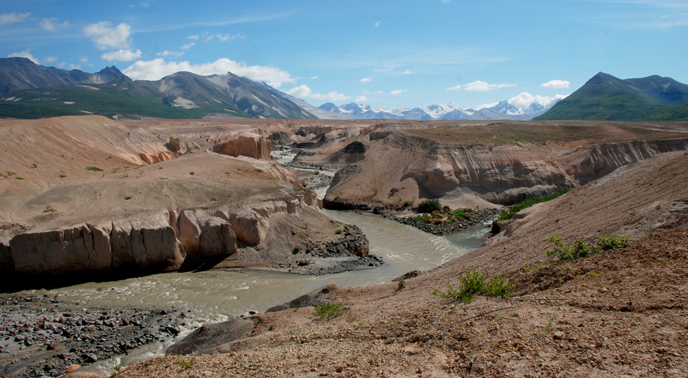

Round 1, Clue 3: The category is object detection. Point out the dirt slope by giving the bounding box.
[117,150,688,377]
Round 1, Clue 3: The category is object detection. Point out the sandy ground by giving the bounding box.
[113,150,688,376]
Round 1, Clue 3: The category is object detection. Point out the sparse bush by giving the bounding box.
[255,169,263,173]
[211,197,218,202]
[59,174,66,178]
[312,302,349,320]
[335,229,342,234]
[403,201,412,207]
[397,279,406,291]
[124,196,132,200]
[418,199,442,213]
[189,172,195,175]
[31,163,37,168]
[86,166,103,172]
[544,235,592,261]
[43,206,57,213]
[372,186,379,195]
[301,180,308,187]
[598,234,630,250]
[433,269,514,303]
[176,356,194,369]
[314,170,320,175]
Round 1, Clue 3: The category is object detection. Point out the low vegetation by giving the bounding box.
[312,302,349,320]
[418,199,442,213]
[499,187,572,221]
[544,234,630,261]
[433,269,514,303]
[86,166,103,172]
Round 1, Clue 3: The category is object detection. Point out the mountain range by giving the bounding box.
[0,58,686,122]
[314,98,558,121]
[535,72,688,121]
[0,58,314,119]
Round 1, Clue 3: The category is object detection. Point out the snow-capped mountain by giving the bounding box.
[316,95,566,121]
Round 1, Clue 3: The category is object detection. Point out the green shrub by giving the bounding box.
[598,234,630,250]
[372,186,379,195]
[335,229,342,234]
[177,356,194,369]
[433,269,513,303]
[485,275,514,297]
[301,180,308,187]
[314,170,320,175]
[312,302,349,320]
[402,201,411,207]
[397,279,406,291]
[189,172,195,175]
[499,187,572,220]
[544,235,592,261]
[86,166,103,172]
[418,199,442,213]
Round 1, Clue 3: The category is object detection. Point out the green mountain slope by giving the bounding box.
[535,73,688,121]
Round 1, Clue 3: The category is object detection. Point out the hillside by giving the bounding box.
[0,57,123,95]
[536,72,688,121]
[0,72,315,120]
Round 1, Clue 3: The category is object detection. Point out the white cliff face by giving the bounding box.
[1,190,326,276]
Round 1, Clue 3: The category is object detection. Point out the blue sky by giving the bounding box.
[1,0,687,110]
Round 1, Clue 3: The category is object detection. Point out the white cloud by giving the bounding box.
[79,56,89,64]
[464,80,516,91]
[0,12,30,25]
[181,42,195,50]
[355,95,368,102]
[68,64,81,70]
[40,18,69,32]
[43,56,58,63]
[473,102,499,110]
[187,34,199,40]
[84,22,133,50]
[507,92,568,109]
[362,90,369,94]
[541,79,571,89]
[375,21,381,26]
[157,50,184,58]
[286,85,312,98]
[402,70,411,74]
[373,90,384,94]
[360,77,372,83]
[312,91,350,101]
[217,33,246,41]
[123,58,295,87]
[286,85,350,101]
[8,50,39,64]
[102,49,142,62]
[201,31,213,42]
[390,89,407,95]
[309,76,317,80]
[447,84,462,91]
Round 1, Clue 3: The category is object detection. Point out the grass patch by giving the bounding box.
[124,196,132,200]
[43,205,57,213]
[544,233,630,261]
[335,229,342,234]
[433,269,514,303]
[86,166,104,172]
[189,172,195,175]
[499,187,572,221]
[176,356,194,369]
[312,302,349,320]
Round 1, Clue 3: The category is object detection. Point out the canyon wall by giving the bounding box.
[324,132,688,209]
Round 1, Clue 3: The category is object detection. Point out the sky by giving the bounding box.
[1,0,687,111]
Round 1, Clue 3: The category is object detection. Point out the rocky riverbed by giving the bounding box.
[0,295,190,378]
[385,208,501,236]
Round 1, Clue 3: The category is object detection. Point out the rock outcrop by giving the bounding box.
[213,132,271,160]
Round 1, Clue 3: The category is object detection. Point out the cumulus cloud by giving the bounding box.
[79,56,89,64]
[40,18,69,32]
[83,22,132,50]
[217,33,246,41]
[375,21,381,26]
[123,58,295,87]
[286,85,350,101]
[355,95,368,102]
[286,85,312,98]
[373,90,384,94]
[102,49,142,62]
[360,77,372,83]
[390,89,407,95]
[541,79,571,89]
[187,34,199,40]
[507,92,568,109]
[43,56,58,63]
[0,12,30,25]
[8,50,39,64]
[463,80,515,91]
[447,84,462,91]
